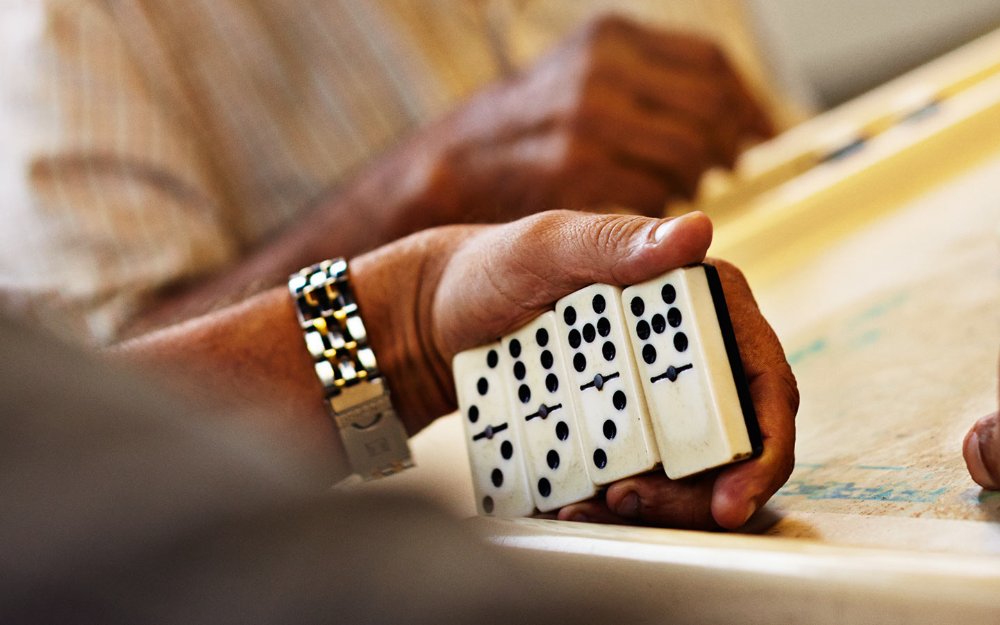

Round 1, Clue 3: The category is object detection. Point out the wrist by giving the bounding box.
[349,231,455,435]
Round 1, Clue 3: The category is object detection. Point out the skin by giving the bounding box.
[963,361,1000,490]
[116,210,798,530]
[111,16,792,529]
[124,15,771,335]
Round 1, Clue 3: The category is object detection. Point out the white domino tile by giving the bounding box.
[502,313,598,512]
[621,265,756,479]
[555,284,659,484]
[454,343,534,517]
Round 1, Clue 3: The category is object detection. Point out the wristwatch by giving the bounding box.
[288,258,413,480]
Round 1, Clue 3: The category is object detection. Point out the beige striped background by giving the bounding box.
[0,0,786,343]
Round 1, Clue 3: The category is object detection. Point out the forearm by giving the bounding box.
[112,235,456,483]
[113,288,351,484]
[123,131,454,338]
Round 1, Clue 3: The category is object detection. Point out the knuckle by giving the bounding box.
[780,369,802,416]
[582,13,637,41]
[590,215,646,256]
[778,444,796,484]
[518,209,573,240]
[707,45,730,71]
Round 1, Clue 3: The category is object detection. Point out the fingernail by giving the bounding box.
[571,513,589,523]
[652,212,701,243]
[616,492,640,518]
[965,431,1000,490]
[741,501,758,526]
[652,217,681,243]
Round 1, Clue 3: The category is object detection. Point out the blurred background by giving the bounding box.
[749,0,1000,108]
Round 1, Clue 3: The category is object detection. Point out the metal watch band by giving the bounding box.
[289,258,413,480]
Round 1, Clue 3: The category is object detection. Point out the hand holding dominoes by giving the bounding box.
[353,209,796,529]
[455,262,775,525]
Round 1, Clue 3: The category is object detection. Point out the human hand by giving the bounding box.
[963,363,1000,489]
[364,14,771,240]
[351,210,796,529]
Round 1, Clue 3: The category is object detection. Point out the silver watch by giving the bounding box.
[289,258,413,480]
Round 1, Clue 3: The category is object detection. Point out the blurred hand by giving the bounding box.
[366,14,772,240]
[963,362,1000,489]
[352,210,796,530]
[127,15,773,332]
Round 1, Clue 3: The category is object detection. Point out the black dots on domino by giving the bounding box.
[592,294,606,314]
[573,353,586,373]
[568,329,582,349]
[508,339,522,358]
[508,334,531,407]
[540,350,554,369]
[555,421,569,441]
[593,449,608,469]
[661,284,676,304]
[563,306,577,326]
[546,449,560,470]
[477,378,488,395]
[642,344,657,364]
[491,468,503,487]
[468,405,479,423]
[535,328,549,347]
[583,323,596,343]
[596,317,611,337]
[603,419,617,440]
[629,283,691,358]
[612,390,627,411]
[538,478,552,498]
[482,496,494,514]
[674,332,688,352]
[500,440,514,460]
[518,384,531,404]
[513,361,526,380]
[602,341,616,362]
[651,314,666,334]
[545,373,559,392]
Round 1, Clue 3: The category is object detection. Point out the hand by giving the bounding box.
[123,15,772,333]
[555,259,798,529]
[364,14,772,241]
[963,362,1000,489]
[351,210,797,529]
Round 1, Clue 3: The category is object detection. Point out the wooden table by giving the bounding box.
[360,29,1000,623]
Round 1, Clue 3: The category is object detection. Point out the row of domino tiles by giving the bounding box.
[452,264,762,516]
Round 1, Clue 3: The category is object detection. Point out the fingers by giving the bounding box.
[964,412,1000,490]
[434,210,712,358]
[710,371,797,528]
[581,15,773,169]
[706,259,798,529]
[556,471,720,530]
[625,22,774,140]
[592,43,746,167]
[571,86,711,198]
[603,472,719,529]
[558,258,796,530]
[556,499,627,525]
[550,139,674,216]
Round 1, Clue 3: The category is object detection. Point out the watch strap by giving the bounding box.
[289,258,413,480]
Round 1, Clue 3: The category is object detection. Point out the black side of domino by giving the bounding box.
[702,263,763,458]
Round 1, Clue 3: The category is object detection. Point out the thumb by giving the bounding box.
[436,209,712,355]
[492,208,712,302]
[965,411,1000,490]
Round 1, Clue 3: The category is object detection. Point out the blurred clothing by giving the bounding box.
[0,0,783,344]
[0,315,629,625]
